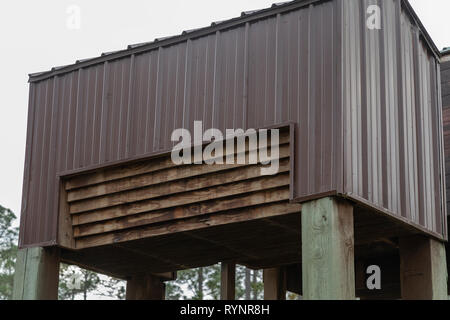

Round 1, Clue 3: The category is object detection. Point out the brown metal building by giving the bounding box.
[20,0,447,247]
[14,0,449,300]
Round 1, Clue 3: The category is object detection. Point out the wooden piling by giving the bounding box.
[301,197,355,300]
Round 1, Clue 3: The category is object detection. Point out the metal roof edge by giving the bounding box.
[401,0,441,60]
[28,0,442,82]
[27,0,329,83]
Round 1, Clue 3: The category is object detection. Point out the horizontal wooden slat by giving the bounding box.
[75,201,302,249]
[69,155,290,214]
[72,172,291,225]
[65,130,290,191]
[66,126,294,251]
[67,143,290,202]
[66,156,176,191]
[73,187,291,237]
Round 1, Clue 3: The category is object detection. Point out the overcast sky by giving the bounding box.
[0,0,449,221]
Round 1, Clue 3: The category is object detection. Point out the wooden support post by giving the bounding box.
[126,274,166,300]
[399,235,448,300]
[220,262,236,300]
[12,247,60,300]
[301,197,355,300]
[263,268,286,300]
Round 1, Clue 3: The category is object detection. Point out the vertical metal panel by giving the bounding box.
[440,59,450,239]
[18,84,36,247]
[247,0,342,199]
[19,0,446,246]
[342,0,446,236]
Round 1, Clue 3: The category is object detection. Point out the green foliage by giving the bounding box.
[250,269,264,300]
[165,279,184,300]
[165,264,264,300]
[58,264,101,300]
[235,265,250,300]
[100,276,126,300]
[166,266,222,300]
[170,267,209,300]
[204,265,221,300]
[57,263,264,300]
[58,263,126,300]
[0,205,18,300]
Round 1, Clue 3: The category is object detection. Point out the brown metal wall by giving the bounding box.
[342,0,446,237]
[19,0,446,247]
[441,58,450,216]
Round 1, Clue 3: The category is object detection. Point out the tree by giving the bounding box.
[166,265,221,300]
[100,276,126,300]
[232,265,244,300]
[165,264,264,300]
[58,264,126,300]
[172,267,207,300]
[205,265,221,299]
[244,267,251,299]
[252,269,264,300]
[58,264,101,300]
[165,278,184,300]
[0,205,18,300]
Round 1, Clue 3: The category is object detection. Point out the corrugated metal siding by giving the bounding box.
[20,1,345,247]
[246,1,343,198]
[19,0,446,246]
[441,59,450,217]
[342,0,446,236]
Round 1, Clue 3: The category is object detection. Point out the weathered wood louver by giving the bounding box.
[59,127,299,250]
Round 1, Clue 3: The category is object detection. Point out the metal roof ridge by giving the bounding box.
[27,0,317,81]
[28,0,442,82]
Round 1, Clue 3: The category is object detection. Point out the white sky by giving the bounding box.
[0,0,449,222]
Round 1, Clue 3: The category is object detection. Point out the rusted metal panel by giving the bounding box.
[19,0,446,247]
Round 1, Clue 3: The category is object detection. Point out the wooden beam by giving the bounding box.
[72,172,290,226]
[69,155,290,214]
[399,235,448,300]
[74,187,291,237]
[12,247,60,300]
[263,268,286,300]
[126,274,166,300]
[187,232,259,260]
[263,217,300,236]
[152,272,177,281]
[113,244,189,271]
[65,129,290,191]
[220,262,236,300]
[301,197,355,300]
[67,137,290,202]
[76,201,301,249]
